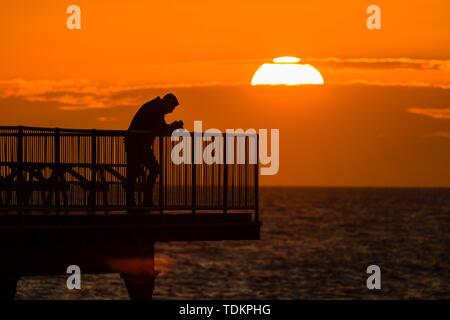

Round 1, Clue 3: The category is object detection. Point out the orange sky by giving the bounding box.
[1,0,450,186]
[1,0,450,81]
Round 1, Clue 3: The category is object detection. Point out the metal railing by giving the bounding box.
[0,126,258,218]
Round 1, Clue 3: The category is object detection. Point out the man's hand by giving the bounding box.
[173,120,184,129]
[166,120,184,133]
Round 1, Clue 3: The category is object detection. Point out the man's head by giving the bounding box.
[161,93,179,114]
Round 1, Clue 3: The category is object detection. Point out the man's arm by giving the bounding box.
[158,120,184,134]
[166,121,184,132]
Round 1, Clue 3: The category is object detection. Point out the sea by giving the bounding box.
[15,187,450,299]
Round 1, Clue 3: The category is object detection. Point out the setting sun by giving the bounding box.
[273,56,301,63]
[251,57,324,85]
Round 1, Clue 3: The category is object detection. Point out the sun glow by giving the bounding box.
[251,57,324,85]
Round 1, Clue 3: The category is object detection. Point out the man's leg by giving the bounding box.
[142,150,159,207]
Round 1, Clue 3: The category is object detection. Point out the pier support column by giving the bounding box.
[121,273,157,300]
[0,275,21,300]
[119,241,158,300]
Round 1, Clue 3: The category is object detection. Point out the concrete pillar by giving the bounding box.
[120,241,158,300]
[121,273,157,300]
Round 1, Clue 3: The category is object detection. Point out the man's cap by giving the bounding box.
[163,93,179,107]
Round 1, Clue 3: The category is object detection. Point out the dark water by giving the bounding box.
[16,187,450,299]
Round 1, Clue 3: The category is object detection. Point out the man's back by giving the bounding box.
[128,97,166,132]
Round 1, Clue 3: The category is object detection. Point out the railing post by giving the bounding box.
[54,128,60,213]
[90,130,97,215]
[223,133,227,213]
[159,135,164,213]
[245,136,248,207]
[17,126,23,215]
[255,134,259,222]
[191,132,196,214]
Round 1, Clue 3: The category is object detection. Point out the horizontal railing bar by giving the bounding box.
[0,206,257,211]
[0,163,256,168]
[0,126,258,137]
[0,162,128,166]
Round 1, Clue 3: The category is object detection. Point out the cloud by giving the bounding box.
[97,116,118,122]
[205,57,450,89]
[174,57,450,71]
[0,79,248,111]
[301,57,450,71]
[0,79,163,111]
[424,132,450,138]
[329,79,450,90]
[0,60,449,113]
[408,107,450,119]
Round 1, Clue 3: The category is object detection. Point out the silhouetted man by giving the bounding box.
[126,93,183,210]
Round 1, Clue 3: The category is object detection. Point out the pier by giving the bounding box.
[0,126,260,299]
